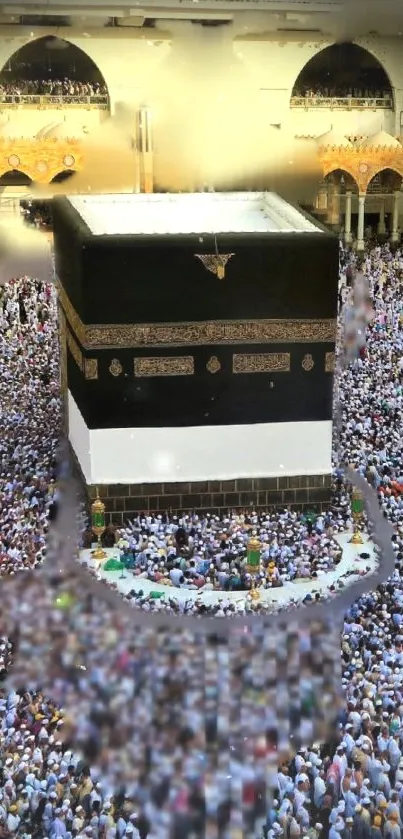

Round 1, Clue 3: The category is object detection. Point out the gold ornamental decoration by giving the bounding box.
[195,253,235,280]
[233,353,290,374]
[134,356,194,377]
[317,142,403,194]
[91,490,107,560]
[84,358,98,380]
[349,485,365,545]
[66,327,83,371]
[206,356,221,374]
[302,354,315,372]
[57,282,337,351]
[0,137,83,184]
[83,317,336,351]
[109,358,123,377]
[325,351,336,373]
[65,327,98,379]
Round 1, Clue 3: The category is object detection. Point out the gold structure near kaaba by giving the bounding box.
[350,486,365,545]
[91,491,107,560]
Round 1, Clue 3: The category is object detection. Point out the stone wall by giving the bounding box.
[86,474,332,524]
[0,28,399,134]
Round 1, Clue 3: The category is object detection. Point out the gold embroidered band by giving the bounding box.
[57,281,337,351]
[65,324,98,380]
[66,326,83,371]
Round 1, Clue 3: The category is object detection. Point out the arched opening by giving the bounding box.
[291,43,393,109]
[50,170,77,184]
[0,170,32,186]
[324,168,359,194]
[364,168,403,239]
[366,167,402,194]
[0,37,109,105]
[314,169,359,233]
[0,171,33,220]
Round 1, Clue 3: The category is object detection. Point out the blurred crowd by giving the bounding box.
[292,85,391,100]
[0,237,403,836]
[21,202,53,232]
[0,79,107,99]
[0,277,59,578]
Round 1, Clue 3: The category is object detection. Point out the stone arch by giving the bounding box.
[0,36,109,103]
[324,167,359,192]
[366,166,403,192]
[315,167,362,231]
[322,164,360,191]
[362,167,403,240]
[291,42,394,106]
[0,169,32,186]
[50,170,77,184]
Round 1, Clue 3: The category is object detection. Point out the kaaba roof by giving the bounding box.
[67,192,323,237]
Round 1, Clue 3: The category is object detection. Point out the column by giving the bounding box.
[326,183,340,228]
[344,190,352,243]
[357,193,366,251]
[133,152,141,194]
[139,107,154,194]
[391,190,401,243]
[326,182,333,224]
[133,111,141,193]
[332,187,341,229]
[316,182,327,213]
[132,113,141,194]
[377,198,386,235]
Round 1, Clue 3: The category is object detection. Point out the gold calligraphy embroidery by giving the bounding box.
[325,351,336,372]
[57,280,337,350]
[134,356,195,377]
[233,353,291,374]
[84,358,98,380]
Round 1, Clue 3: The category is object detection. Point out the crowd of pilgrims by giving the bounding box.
[0,79,107,99]
[0,239,403,836]
[84,511,347,597]
[292,83,391,100]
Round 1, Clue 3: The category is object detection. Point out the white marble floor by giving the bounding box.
[80,530,377,608]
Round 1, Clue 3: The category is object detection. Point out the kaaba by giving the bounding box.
[52,192,338,520]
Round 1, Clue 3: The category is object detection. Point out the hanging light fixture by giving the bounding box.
[195,234,235,280]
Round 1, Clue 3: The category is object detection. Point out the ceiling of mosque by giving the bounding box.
[0,0,403,36]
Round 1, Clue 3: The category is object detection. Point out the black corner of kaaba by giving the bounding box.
[54,198,339,431]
